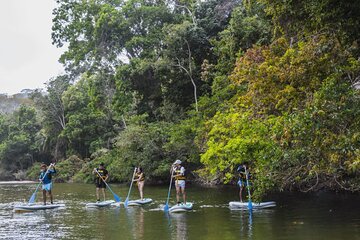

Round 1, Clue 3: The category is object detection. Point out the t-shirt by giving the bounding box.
[39,168,56,185]
[95,168,108,183]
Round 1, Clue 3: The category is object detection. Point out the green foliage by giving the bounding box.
[31,75,70,160]
[26,162,42,180]
[260,0,360,46]
[201,34,360,197]
[53,155,86,182]
[212,1,272,75]
[0,106,41,174]
[0,0,357,199]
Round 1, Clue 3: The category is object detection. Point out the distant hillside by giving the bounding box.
[0,89,34,114]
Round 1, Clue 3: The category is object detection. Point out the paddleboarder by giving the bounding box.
[172,159,186,204]
[39,163,56,205]
[133,167,145,200]
[93,163,109,202]
[237,162,251,202]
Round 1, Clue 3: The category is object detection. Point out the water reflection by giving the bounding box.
[126,207,145,240]
[1,184,360,240]
[1,208,68,239]
[232,209,254,240]
[248,210,253,239]
[169,213,188,240]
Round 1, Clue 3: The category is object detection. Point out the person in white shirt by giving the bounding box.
[172,159,186,204]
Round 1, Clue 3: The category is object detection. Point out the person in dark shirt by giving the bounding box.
[39,163,56,205]
[93,163,109,202]
[237,162,251,202]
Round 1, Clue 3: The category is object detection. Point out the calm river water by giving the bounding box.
[0,183,359,240]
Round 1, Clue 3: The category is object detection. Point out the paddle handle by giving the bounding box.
[165,168,174,206]
[95,169,110,189]
[39,163,55,181]
[244,166,253,210]
[126,167,137,200]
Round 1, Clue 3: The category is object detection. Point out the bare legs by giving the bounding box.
[239,186,244,202]
[96,187,106,201]
[42,190,53,205]
[138,181,144,200]
[175,183,186,204]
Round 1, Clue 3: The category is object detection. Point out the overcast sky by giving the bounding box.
[0,0,64,95]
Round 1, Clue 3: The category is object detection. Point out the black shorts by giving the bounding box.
[95,181,106,188]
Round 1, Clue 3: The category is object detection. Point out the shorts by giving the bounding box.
[42,183,52,191]
[237,179,247,188]
[175,180,186,189]
[95,181,106,188]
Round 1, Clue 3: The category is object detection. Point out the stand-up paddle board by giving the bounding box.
[229,201,276,209]
[169,202,193,213]
[86,200,115,208]
[14,203,65,212]
[127,198,153,206]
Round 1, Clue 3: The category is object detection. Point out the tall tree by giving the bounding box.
[31,75,70,160]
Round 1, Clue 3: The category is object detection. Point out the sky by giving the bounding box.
[0,0,65,95]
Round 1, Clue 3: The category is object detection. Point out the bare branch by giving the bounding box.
[174,4,197,26]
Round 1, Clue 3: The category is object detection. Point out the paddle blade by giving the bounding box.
[164,203,169,212]
[124,198,129,208]
[114,194,121,203]
[28,193,36,204]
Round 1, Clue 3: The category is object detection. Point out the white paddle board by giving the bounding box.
[127,198,153,206]
[229,201,276,209]
[14,203,65,212]
[169,202,193,213]
[86,200,115,208]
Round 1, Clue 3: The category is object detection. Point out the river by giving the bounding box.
[0,183,359,240]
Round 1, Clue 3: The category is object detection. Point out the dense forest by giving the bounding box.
[0,0,359,199]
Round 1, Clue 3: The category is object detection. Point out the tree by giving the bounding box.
[0,106,41,172]
[31,75,70,160]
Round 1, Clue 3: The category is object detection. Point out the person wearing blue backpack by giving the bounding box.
[39,163,56,205]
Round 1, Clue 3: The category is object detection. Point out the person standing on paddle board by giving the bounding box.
[133,167,145,200]
[93,163,109,202]
[237,162,251,202]
[172,160,186,204]
[39,163,56,205]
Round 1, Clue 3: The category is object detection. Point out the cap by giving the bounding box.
[174,159,182,165]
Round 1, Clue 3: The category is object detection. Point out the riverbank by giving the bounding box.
[0,181,35,185]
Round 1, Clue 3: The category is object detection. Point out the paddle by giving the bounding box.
[94,169,121,203]
[244,166,253,211]
[28,163,54,204]
[164,168,174,212]
[124,167,137,208]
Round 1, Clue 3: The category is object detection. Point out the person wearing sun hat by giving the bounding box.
[172,159,186,204]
